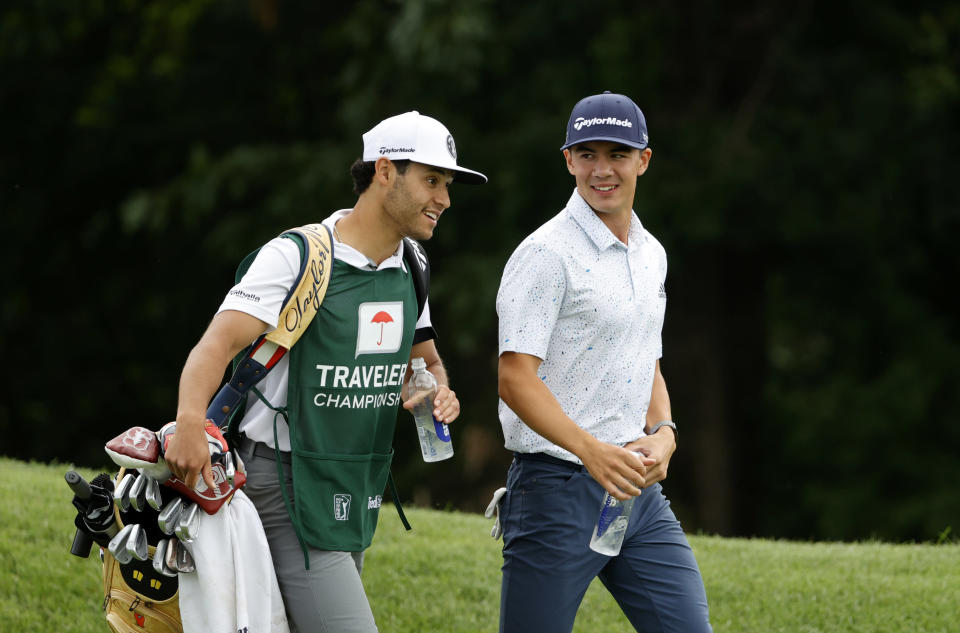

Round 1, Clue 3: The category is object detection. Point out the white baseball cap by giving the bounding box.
[361,111,487,184]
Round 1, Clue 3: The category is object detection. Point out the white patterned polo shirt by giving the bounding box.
[496,188,668,463]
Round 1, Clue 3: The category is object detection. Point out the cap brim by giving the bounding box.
[409,159,488,184]
[451,166,488,185]
[560,136,649,151]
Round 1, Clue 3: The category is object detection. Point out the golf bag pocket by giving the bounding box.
[103,547,181,633]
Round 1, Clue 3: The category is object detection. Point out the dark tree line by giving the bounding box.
[2,0,958,542]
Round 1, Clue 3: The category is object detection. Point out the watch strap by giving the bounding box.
[649,420,678,441]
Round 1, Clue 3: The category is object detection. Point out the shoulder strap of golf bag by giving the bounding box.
[207,223,335,429]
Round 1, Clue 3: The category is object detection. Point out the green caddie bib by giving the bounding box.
[286,258,417,551]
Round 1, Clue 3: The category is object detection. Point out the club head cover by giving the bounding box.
[104,426,172,482]
[159,420,245,515]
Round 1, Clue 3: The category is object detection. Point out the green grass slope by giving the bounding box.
[2,457,957,632]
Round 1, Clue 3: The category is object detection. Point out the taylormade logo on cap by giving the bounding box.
[573,116,633,131]
[361,111,487,184]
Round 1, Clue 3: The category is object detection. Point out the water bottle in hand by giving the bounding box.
[589,492,636,556]
[590,449,647,555]
[407,357,454,462]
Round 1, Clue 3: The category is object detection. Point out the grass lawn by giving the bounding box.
[2,457,958,632]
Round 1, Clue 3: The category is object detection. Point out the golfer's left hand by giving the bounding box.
[625,428,676,487]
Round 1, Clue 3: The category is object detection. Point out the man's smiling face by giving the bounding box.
[383,161,454,240]
[564,141,651,217]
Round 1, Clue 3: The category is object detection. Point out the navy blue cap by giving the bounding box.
[561,91,649,151]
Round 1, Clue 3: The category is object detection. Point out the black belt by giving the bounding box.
[238,435,291,465]
[513,452,585,471]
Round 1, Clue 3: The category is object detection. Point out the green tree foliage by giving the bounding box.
[2,0,957,541]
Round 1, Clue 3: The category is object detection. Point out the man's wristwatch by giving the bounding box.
[649,420,678,442]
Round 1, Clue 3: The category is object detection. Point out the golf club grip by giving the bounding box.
[65,470,92,500]
[70,526,94,558]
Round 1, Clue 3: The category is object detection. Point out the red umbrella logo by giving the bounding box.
[371,311,394,346]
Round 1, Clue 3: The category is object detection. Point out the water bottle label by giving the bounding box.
[596,496,623,537]
[434,418,451,442]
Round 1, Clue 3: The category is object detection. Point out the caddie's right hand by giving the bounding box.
[163,417,215,492]
[578,438,655,501]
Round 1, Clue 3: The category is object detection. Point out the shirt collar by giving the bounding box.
[323,209,406,271]
[564,189,645,252]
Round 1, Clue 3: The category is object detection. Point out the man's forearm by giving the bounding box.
[644,360,672,432]
[175,339,234,428]
[425,357,449,388]
[498,356,596,457]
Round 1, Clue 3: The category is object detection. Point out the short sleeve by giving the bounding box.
[217,237,300,328]
[413,298,436,343]
[496,240,566,359]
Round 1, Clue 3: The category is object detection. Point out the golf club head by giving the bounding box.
[175,502,200,543]
[113,473,135,512]
[144,476,163,511]
[127,473,147,512]
[125,523,148,562]
[164,537,180,575]
[107,523,135,565]
[152,538,167,575]
[174,541,195,573]
[157,497,183,535]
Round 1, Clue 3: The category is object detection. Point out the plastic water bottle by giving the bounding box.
[589,490,635,555]
[407,357,454,462]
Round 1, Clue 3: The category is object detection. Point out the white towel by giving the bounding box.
[178,490,289,633]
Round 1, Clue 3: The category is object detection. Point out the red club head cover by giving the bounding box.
[159,420,245,515]
[105,426,162,468]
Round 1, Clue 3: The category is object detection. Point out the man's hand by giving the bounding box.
[402,384,460,423]
[625,427,676,488]
[163,418,215,492]
[578,439,656,501]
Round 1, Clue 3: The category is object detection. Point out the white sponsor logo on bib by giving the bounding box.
[356,302,403,357]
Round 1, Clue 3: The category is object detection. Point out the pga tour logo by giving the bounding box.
[356,302,403,357]
[334,494,352,521]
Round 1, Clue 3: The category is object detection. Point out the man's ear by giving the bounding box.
[563,149,575,175]
[637,148,653,176]
[374,157,395,185]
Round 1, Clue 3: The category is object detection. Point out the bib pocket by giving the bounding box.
[291,448,393,552]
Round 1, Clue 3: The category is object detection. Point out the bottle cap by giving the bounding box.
[411,357,426,371]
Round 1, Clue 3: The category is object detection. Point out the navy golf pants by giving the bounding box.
[499,454,712,633]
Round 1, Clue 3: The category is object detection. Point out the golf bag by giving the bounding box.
[102,467,183,633]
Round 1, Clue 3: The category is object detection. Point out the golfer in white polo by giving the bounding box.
[494,92,712,633]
